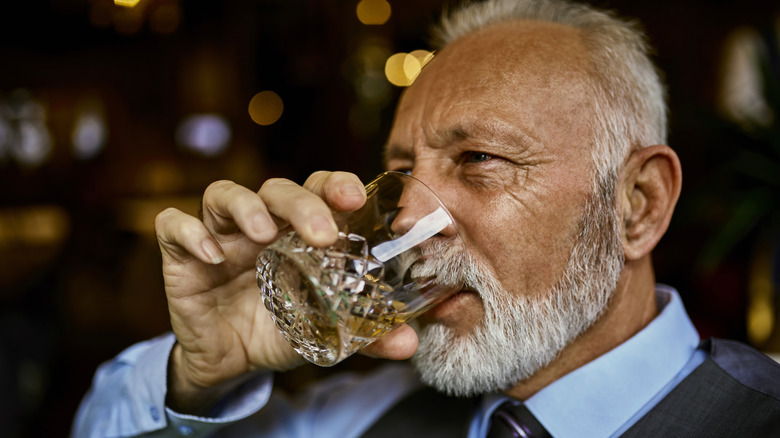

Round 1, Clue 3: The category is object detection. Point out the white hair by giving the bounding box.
[432,0,668,191]
[411,177,624,396]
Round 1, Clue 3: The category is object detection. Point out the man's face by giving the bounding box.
[385,20,627,395]
[386,21,595,335]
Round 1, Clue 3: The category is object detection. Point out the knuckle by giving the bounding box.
[259,177,293,194]
[176,219,202,240]
[309,170,331,180]
[331,170,358,182]
[303,170,332,190]
[154,208,206,244]
[203,180,235,198]
[154,208,180,233]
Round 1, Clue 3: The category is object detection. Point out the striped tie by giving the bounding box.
[487,401,552,438]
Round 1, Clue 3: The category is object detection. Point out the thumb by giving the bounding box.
[361,324,419,360]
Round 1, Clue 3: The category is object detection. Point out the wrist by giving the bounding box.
[166,342,250,416]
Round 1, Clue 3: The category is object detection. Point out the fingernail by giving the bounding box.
[340,183,364,198]
[202,240,225,264]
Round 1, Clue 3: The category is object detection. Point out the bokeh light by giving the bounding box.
[747,248,775,345]
[0,206,70,246]
[175,114,232,157]
[3,92,53,168]
[114,0,141,7]
[409,49,435,68]
[248,91,284,126]
[72,111,108,160]
[356,0,391,25]
[16,121,53,167]
[385,50,434,87]
[385,53,416,87]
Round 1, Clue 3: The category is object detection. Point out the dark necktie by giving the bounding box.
[487,401,552,438]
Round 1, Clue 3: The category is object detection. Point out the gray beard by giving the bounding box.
[410,184,625,397]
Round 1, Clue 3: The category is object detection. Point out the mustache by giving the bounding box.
[411,239,492,293]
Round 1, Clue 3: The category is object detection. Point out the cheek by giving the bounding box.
[459,189,582,298]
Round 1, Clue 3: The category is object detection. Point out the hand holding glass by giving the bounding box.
[257,171,464,366]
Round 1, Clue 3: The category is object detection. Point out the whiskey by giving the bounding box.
[257,232,415,366]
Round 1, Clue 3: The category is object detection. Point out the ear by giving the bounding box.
[619,145,682,261]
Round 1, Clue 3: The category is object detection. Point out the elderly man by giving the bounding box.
[73,0,780,436]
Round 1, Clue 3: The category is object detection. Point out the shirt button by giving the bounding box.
[149,406,160,422]
[178,425,194,436]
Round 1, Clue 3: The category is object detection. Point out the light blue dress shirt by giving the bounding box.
[72,285,706,437]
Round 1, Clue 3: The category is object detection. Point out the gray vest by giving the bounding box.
[362,339,780,437]
[622,339,780,437]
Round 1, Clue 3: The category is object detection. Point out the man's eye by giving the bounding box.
[465,152,492,163]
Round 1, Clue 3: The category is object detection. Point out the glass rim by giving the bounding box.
[372,170,463,246]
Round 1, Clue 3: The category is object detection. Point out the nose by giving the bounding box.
[390,172,458,240]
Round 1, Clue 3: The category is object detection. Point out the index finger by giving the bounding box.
[259,171,367,247]
[200,180,280,244]
[259,177,340,247]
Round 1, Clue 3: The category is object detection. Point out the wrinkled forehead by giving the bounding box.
[439,19,590,78]
[390,20,594,152]
[399,20,593,115]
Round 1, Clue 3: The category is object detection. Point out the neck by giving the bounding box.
[505,255,658,400]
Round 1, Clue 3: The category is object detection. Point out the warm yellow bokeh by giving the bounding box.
[114,0,141,7]
[748,246,776,346]
[248,91,284,126]
[356,0,391,25]
[385,52,429,87]
[409,49,435,68]
[385,53,411,87]
[0,206,70,246]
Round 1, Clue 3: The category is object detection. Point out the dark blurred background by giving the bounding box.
[1,0,780,436]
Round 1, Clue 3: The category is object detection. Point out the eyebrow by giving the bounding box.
[383,143,412,168]
[384,119,540,167]
[452,119,541,150]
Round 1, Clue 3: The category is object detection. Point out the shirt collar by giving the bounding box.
[470,285,701,438]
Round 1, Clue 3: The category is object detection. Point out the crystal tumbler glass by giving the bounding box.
[257,171,464,366]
